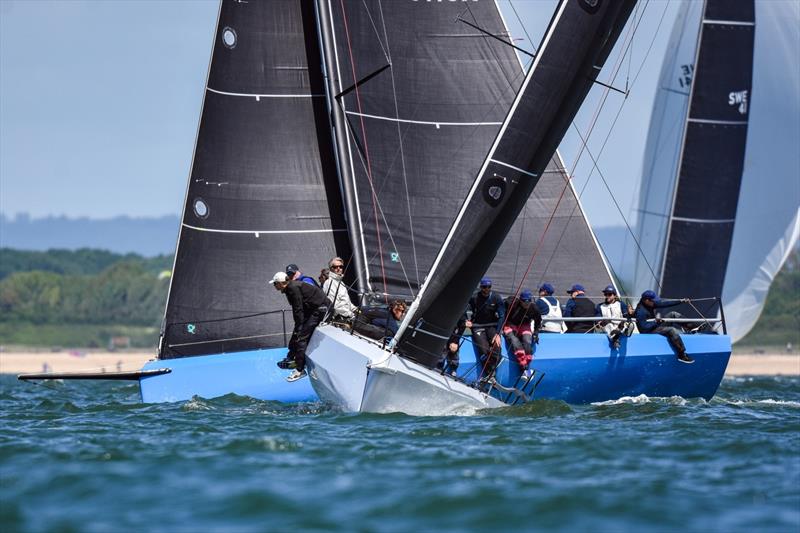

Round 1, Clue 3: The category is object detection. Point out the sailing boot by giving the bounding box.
[677,352,694,364]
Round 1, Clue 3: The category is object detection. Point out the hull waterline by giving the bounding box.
[137,329,730,407]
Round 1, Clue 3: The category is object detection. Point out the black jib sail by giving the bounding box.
[658,1,755,308]
[394,0,637,366]
[159,1,349,359]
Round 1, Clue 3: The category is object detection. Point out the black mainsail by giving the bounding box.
[658,1,755,306]
[159,1,349,358]
[394,0,637,365]
[319,0,613,301]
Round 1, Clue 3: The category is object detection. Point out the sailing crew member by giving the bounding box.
[466,278,505,379]
[353,300,407,340]
[536,283,566,333]
[322,257,356,320]
[319,268,330,287]
[502,290,542,371]
[564,284,596,333]
[634,290,694,364]
[286,263,319,287]
[595,285,635,349]
[271,271,331,381]
[438,308,468,377]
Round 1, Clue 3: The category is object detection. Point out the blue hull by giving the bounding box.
[140,334,731,405]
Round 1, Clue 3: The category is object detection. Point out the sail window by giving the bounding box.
[193,198,209,219]
[222,27,237,49]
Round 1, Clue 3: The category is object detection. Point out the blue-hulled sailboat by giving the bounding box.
[21,0,734,408]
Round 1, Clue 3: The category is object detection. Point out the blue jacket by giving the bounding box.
[634,299,682,333]
[297,274,319,287]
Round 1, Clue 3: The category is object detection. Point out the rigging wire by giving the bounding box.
[338,0,389,300]
[534,0,670,293]
[499,0,672,349]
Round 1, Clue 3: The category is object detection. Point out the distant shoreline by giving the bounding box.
[1,350,797,377]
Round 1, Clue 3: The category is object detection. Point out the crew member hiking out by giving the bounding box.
[502,289,542,374]
[271,271,331,381]
[596,284,635,349]
[564,284,596,333]
[536,283,566,333]
[634,290,694,364]
[466,278,505,380]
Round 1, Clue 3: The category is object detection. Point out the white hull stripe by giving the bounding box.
[345,110,502,127]
[183,223,346,235]
[490,159,539,178]
[702,19,755,27]
[688,117,748,126]
[207,87,325,98]
[672,216,735,224]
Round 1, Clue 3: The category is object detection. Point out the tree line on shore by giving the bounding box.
[0,247,797,348]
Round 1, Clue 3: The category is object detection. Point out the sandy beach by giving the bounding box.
[1,350,156,376]
[1,349,797,377]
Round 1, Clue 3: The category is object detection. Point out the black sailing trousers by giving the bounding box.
[472,326,501,378]
[652,312,687,356]
[288,306,327,371]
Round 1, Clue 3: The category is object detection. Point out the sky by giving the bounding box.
[0,0,680,227]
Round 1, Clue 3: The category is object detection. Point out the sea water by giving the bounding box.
[1,374,798,532]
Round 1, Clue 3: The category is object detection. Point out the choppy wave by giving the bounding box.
[1,375,798,533]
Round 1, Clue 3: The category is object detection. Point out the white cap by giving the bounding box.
[270,271,289,285]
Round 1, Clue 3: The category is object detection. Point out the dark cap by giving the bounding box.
[567,283,585,294]
[602,285,617,295]
[538,283,554,295]
[641,289,658,300]
[285,264,300,276]
[520,289,533,302]
[479,277,492,287]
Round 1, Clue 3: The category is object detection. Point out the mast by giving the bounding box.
[394,0,638,366]
[315,0,369,299]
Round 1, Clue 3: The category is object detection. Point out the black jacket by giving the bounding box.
[468,291,505,330]
[565,295,596,333]
[283,280,329,329]
[504,297,542,332]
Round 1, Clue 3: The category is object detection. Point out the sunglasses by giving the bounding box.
[331,264,344,270]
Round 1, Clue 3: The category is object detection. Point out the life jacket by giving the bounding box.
[599,300,624,320]
[538,296,565,333]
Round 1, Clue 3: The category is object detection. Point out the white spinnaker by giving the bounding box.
[632,1,703,293]
[722,1,800,342]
